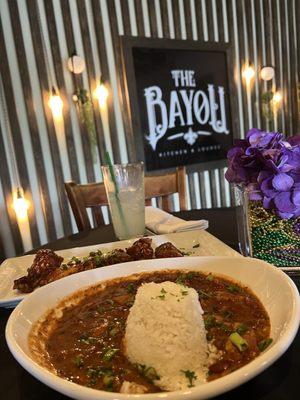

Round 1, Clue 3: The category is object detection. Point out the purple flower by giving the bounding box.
[246,129,285,149]
[287,134,300,146]
[226,129,300,219]
[272,173,294,191]
[225,129,287,185]
[259,170,300,218]
[274,192,295,212]
[292,190,300,206]
[281,146,300,173]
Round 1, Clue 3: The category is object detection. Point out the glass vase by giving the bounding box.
[234,184,300,267]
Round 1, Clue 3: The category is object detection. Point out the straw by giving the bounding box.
[104,151,129,237]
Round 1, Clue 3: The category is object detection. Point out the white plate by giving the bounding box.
[6,256,300,400]
[0,231,240,308]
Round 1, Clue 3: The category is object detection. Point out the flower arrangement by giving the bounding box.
[225,129,300,267]
[226,129,300,219]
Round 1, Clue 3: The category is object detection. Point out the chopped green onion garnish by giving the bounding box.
[227,284,243,294]
[79,334,97,345]
[109,327,119,337]
[176,274,186,285]
[181,370,197,387]
[126,299,134,307]
[144,366,160,381]
[258,338,273,352]
[229,332,248,351]
[93,255,103,266]
[222,310,233,319]
[126,283,136,294]
[204,314,217,329]
[236,323,247,335]
[103,373,114,388]
[87,367,102,378]
[102,348,119,361]
[220,323,231,333]
[181,251,192,256]
[198,289,211,299]
[206,274,214,281]
[136,364,160,381]
[73,354,84,367]
[186,272,197,279]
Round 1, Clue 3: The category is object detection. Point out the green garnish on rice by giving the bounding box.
[181,370,197,387]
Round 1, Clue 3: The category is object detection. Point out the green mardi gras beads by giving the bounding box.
[249,202,300,267]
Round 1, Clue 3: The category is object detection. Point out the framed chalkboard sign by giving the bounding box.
[121,38,237,172]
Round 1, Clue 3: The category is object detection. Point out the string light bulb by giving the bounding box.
[48,87,63,120]
[67,54,85,74]
[13,187,29,220]
[242,64,255,86]
[273,91,282,104]
[260,66,275,81]
[94,79,109,109]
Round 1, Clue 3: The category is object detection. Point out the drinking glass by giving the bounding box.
[102,162,145,240]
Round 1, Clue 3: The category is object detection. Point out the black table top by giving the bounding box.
[1,208,299,400]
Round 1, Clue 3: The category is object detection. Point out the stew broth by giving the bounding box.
[30,270,271,393]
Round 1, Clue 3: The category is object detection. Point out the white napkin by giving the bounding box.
[145,206,208,234]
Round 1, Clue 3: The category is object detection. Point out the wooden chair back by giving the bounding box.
[65,166,187,231]
[64,181,108,231]
[145,166,187,212]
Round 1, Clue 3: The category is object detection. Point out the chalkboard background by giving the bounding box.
[122,39,235,172]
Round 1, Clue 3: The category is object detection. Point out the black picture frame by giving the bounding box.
[121,37,239,173]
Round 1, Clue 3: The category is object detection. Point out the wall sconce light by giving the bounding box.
[13,187,29,220]
[48,87,63,120]
[260,66,275,81]
[94,79,109,109]
[67,54,85,74]
[272,91,282,104]
[242,64,255,86]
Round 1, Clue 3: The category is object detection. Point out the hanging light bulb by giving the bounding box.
[242,64,255,86]
[94,79,109,109]
[13,187,30,220]
[49,87,63,120]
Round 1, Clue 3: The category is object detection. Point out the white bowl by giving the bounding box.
[6,256,300,400]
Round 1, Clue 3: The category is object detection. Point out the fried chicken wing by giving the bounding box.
[101,249,133,266]
[154,242,183,258]
[12,275,33,294]
[13,249,63,293]
[126,238,154,260]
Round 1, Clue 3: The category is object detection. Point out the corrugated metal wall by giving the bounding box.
[0,0,299,260]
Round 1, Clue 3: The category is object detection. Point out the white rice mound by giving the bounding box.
[124,281,209,391]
